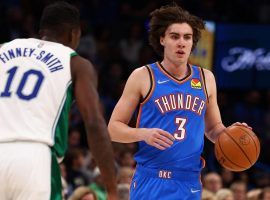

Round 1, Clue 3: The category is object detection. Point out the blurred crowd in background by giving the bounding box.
[1,0,270,199]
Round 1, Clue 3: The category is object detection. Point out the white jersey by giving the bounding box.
[0,38,76,152]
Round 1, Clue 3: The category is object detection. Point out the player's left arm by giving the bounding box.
[204,69,251,143]
[204,69,226,143]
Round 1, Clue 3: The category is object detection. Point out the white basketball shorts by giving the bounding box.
[0,141,51,200]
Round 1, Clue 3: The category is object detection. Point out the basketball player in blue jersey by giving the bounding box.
[108,3,250,200]
[0,2,117,200]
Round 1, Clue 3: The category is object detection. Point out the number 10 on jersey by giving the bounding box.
[0,66,44,100]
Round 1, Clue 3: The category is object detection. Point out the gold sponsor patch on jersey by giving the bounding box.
[191,79,202,89]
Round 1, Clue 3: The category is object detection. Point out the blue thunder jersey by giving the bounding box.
[135,62,207,171]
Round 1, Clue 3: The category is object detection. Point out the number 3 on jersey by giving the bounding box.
[174,117,187,140]
[0,66,44,100]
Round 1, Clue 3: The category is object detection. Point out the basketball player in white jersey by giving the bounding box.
[0,2,117,200]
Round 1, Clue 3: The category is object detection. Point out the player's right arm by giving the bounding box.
[70,56,117,200]
[108,67,175,150]
[203,69,251,143]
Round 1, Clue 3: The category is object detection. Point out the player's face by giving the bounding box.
[160,23,193,65]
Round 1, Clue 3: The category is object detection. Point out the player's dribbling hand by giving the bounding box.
[141,128,175,150]
[231,122,252,130]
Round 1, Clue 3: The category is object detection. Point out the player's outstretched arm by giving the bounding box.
[71,56,117,200]
[108,67,174,150]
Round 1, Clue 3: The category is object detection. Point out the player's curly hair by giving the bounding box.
[149,3,205,56]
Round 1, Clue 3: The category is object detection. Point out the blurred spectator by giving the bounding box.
[65,148,89,190]
[89,167,107,200]
[60,163,72,198]
[201,188,216,200]
[123,143,137,154]
[81,154,98,184]
[68,129,82,148]
[119,150,136,168]
[253,172,270,188]
[77,33,97,63]
[259,187,270,200]
[221,168,235,188]
[238,172,249,186]
[117,166,135,184]
[230,181,247,200]
[117,183,130,200]
[216,188,234,200]
[247,188,262,200]
[62,176,69,200]
[68,186,97,200]
[203,172,223,194]
[119,23,143,66]
[69,104,83,129]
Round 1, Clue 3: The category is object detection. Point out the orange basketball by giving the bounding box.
[215,125,260,172]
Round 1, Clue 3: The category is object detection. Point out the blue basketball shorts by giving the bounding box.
[130,165,202,200]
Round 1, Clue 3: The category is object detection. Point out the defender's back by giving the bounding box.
[0,38,75,147]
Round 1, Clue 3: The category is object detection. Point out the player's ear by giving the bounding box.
[70,28,81,49]
[160,37,165,46]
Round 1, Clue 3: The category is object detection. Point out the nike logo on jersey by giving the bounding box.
[157,80,170,84]
[190,189,201,193]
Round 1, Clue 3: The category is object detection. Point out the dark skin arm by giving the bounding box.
[71,55,117,199]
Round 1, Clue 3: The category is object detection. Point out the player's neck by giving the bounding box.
[40,30,69,47]
[41,36,58,43]
[160,59,189,80]
[41,35,71,48]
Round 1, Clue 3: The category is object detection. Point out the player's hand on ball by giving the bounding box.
[230,122,252,130]
[142,128,175,150]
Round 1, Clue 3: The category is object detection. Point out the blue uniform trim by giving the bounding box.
[140,65,153,103]
[199,67,209,103]
[157,62,193,83]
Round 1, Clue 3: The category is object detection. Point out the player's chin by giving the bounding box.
[174,56,187,64]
